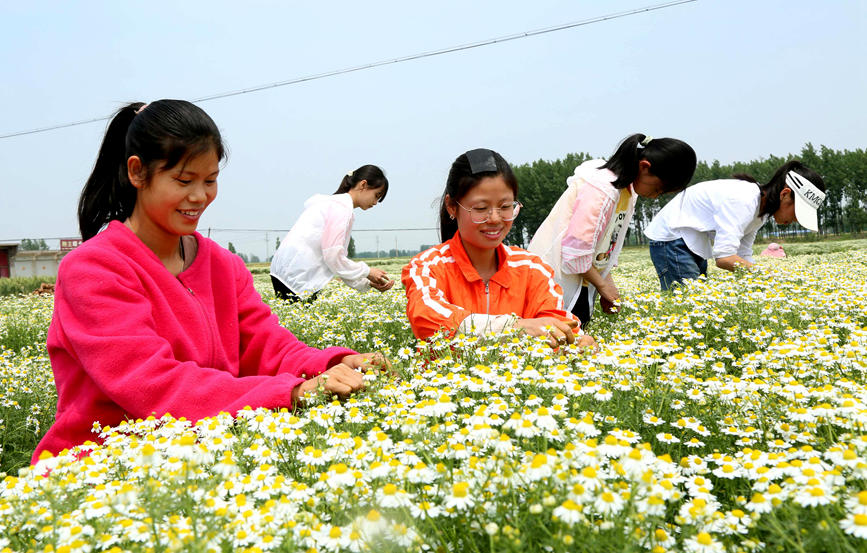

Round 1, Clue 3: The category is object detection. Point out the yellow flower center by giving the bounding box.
[453,482,469,498]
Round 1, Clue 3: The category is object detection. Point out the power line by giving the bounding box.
[0,0,697,140]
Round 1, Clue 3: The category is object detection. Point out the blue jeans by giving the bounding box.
[648,238,707,291]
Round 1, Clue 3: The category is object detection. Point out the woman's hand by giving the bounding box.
[291,363,364,405]
[291,352,396,406]
[367,268,395,292]
[597,279,620,305]
[515,317,578,348]
[598,276,620,314]
[341,352,393,374]
[576,333,598,351]
[715,255,754,272]
[371,279,394,292]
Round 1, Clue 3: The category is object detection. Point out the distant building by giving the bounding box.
[0,239,80,278]
[0,243,15,278]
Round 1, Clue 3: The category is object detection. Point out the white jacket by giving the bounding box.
[270,193,371,294]
[528,160,635,311]
[644,179,766,261]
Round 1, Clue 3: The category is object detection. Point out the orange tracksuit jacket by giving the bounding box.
[401,233,577,339]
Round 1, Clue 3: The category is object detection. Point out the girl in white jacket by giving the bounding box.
[529,134,696,326]
[644,160,826,290]
[270,165,394,301]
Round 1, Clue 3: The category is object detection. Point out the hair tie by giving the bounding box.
[637,135,653,149]
[346,170,354,178]
[135,103,148,115]
[466,148,498,174]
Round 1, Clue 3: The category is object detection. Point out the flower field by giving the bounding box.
[1,241,866,552]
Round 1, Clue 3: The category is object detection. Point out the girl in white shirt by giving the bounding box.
[270,165,394,301]
[644,160,826,290]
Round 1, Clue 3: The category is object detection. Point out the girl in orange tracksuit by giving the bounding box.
[402,148,597,349]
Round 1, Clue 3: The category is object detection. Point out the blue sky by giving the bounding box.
[1,0,864,257]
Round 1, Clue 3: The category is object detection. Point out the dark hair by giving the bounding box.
[602,133,697,193]
[757,160,825,217]
[731,173,759,184]
[439,149,518,242]
[77,99,225,240]
[334,165,389,201]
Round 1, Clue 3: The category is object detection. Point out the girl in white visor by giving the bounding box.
[644,160,825,291]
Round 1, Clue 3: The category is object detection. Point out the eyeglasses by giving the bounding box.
[454,200,522,224]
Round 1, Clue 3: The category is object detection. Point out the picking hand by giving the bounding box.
[371,278,394,292]
[576,333,598,351]
[291,363,364,405]
[516,317,578,349]
[597,280,620,304]
[368,268,389,285]
[341,352,394,374]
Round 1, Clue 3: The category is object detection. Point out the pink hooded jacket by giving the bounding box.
[33,221,355,462]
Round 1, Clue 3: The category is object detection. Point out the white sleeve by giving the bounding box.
[320,204,370,283]
[737,228,760,262]
[711,202,758,259]
[341,274,372,292]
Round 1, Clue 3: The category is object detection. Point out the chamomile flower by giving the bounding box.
[444,481,475,511]
[552,499,585,525]
[840,512,867,540]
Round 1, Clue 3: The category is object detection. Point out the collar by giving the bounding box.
[447,232,512,288]
[571,159,621,200]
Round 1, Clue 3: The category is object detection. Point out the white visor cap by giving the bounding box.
[786,171,825,232]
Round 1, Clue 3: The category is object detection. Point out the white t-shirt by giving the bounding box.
[644,179,768,261]
[270,193,371,294]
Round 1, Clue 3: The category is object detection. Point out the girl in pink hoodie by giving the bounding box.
[33,100,378,462]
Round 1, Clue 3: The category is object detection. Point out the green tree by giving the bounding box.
[509,152,592,247]
[19,239,49,251]
[348,236,356,258]
[228,242,237,254]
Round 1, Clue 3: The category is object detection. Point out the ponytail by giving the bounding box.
[77,99,225,241]
[602,133,696,193]
[77,103,143,240]
[334,164,389,200]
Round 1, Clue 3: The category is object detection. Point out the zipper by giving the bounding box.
[485,281,490,315]
[180,279,217,368]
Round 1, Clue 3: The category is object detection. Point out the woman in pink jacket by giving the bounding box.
[33,100,378,462]
[528,134,696,327]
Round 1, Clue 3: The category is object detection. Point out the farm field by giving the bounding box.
[0,239,866,552]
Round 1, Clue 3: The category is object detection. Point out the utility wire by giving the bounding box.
[0,0,696,140]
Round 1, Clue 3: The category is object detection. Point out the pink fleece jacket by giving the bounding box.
[33,221,355,462]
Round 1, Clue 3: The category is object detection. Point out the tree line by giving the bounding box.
[506,144,867,247]
[18,239,50,251]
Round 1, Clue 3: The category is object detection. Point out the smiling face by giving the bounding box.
[447,175,515,256]
[127,149,220,248]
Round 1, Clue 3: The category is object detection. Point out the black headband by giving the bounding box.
[466,148,498,174]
